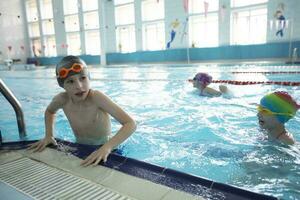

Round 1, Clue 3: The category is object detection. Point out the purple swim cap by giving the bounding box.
[193,73,212,86]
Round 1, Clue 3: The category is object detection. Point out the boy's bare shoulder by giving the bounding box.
[89,89,107,99]
[88,89,112,108]
[47,92,69,113]
[53,92,69,103]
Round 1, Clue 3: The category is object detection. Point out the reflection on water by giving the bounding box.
[235,143,300,199]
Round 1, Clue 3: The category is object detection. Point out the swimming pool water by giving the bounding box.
[1,64,300,199]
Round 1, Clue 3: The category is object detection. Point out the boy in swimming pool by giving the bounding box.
[257,91,299,145]
[28,55,136,166]
[189,72,228,97]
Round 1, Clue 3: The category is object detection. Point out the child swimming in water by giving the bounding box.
[257,91,299,145]
[189,72,228,97]
[28,55,136,166]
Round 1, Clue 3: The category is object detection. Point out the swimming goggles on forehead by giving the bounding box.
[188,78,197,82]
[57,63,84,79]
[257,105,293,117]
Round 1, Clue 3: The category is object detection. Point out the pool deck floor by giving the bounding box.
[0,148,204,200]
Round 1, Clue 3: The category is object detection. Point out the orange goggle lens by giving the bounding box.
[257,105,293,117]
[58,63,83,79]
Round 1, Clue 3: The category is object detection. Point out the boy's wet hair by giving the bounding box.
[193,73,212,87]
[56,55,88,88]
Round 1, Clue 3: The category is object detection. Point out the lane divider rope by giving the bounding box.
[212,80,300,86]
[230,71,300,74]
[3,77,300,86]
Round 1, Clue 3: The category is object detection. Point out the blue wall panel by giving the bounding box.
[35,41,300,65]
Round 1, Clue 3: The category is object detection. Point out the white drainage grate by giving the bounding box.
[0,157,132,200]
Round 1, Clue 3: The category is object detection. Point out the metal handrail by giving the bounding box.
[0,79,26,138]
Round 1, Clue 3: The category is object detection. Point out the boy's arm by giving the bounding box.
[81,91,136,166]
[28,93,66,151]
[280,133,295,145]
[44,109,56,139]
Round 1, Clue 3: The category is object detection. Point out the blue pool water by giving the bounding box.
[1,64,300,199]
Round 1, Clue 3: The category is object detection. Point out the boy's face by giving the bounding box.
[192,80,205,89]
[63,73,90,102]
[257,111,281,131]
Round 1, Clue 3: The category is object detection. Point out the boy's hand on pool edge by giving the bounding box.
[80,144,112,167]
[27,137,57,152]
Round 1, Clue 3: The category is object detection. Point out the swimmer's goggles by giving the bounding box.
[57,63,84,79]
[257,105,293,117]
[188,78,196,82]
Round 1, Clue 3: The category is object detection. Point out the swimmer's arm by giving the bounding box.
[285,139,295,145]
[45,93,68,137]
[219,85,228,94]
[44,109,56,139]
[204,87,222,97]
[81,91,136,166]
[28,93,66,151]
[95,91,136,148]
[281,134,295,145]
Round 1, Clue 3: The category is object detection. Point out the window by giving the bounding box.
[116,26,136,52]
[188,0,219,47]
[115,1,136,52]
[142,0,165,50]
[31,38,42,57]
[42,20,55,35]
[63,0,78,15]
[231,0,267,8]
[85,31,101,55]
[189,14,218,47]
[65,15,80,32]
[82,0,98,11]
[63,0,83,55]
[231,8,267,45]
[114,0,133,6]
[40,0,53,19]
[142,0,164,21]
[82,0,100,55]
[39,0,56,56]
[189,0,219,14]
[28,22,40,37]
[83,11,99,29]
[26,0,39,22]
[67,33,81,55]
[43,36,56,56]
[143,22,165,50]
[26,0,57,57]
[115,4,135,25]
[26,0,43,57]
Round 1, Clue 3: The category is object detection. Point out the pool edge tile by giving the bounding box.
[161,189,206,200]
[23,148,113,183]
[0,150,25,164]
[101,169,171,200]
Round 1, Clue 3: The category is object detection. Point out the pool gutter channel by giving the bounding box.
[0,157,134,200]
[0,140,278,200]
